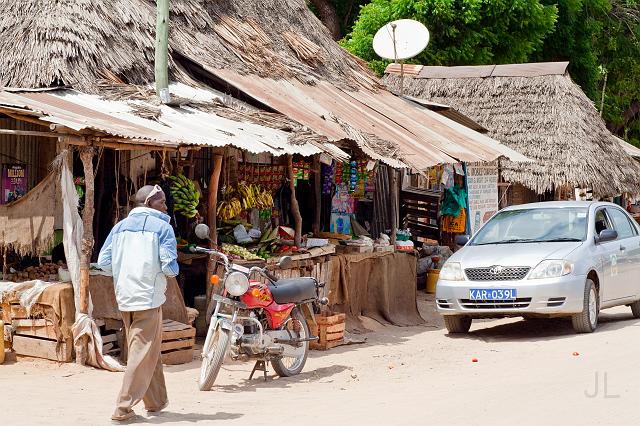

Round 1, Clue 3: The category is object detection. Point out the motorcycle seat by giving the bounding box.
[269,278,317,304]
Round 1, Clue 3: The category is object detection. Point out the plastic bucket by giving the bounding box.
[426,269,440,294]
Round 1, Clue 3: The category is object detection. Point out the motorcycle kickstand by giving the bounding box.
[249,360,269,382]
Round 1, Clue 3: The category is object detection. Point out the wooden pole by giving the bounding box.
[77,147,95,365]
[287,155,303,247]
[388,167,398,246]
[155,0,170,100]
[208,154,223,245]
[312,154,321,236]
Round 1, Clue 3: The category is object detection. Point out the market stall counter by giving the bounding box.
[328,251,424,333]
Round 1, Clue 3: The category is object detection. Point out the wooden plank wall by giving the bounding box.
[0,116,57,190]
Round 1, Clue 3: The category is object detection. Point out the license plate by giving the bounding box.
[470,289,517,300]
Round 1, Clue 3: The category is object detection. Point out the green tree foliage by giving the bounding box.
[342,0,558,74]
[534,1,640,144]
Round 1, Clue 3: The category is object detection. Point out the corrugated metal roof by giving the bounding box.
[407,62,570,79]
[0,89,349,159]
[617,136,640,159]
[210,69,528,170]
[401,95,488,133]
[384,64,423,77]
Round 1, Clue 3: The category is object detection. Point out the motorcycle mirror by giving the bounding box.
[277,256,294,270]
[195,223,210,240]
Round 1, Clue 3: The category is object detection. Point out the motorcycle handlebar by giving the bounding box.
[191,246,230,270]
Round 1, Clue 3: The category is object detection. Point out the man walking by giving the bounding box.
[98,185,179,422]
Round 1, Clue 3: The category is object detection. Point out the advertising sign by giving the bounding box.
[466,165,499,235]
[2,164,28,204]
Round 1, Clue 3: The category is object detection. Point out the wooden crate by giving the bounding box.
[12,335,73,362]
[309,312,346,350]
[10,316,71,362]
[12,318,58,340]
[161,319,195,365]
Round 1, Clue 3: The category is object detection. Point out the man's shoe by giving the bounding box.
[146,400,169,414]
[111,410,136,422]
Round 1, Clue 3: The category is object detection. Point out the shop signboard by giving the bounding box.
[1,164,28,204]
[466,165,498,235]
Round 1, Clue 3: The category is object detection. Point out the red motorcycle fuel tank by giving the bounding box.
[241,281,273,308]
[241,281,295,329]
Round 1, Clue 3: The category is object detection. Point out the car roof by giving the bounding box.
[501,201,614,211]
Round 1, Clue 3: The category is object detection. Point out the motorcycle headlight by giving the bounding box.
[225,272,250,296]
[528,260,574,280]
[440,262,465,281]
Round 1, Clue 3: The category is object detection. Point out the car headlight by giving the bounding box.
[528,260,574,280]
[225,272,250,296]
[440,262,465,281]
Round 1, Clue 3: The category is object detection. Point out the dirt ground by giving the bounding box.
[2,294,639,426]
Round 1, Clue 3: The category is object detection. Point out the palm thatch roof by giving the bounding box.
[0,0,527,169]
[384,63,640,196]
[0,0,377,92]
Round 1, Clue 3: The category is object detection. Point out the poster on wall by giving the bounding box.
[2,164,28,204]
[466,165,499,235]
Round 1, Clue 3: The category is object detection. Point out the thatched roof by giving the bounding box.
[0,0,377,92]
[384,63,640,196]
[0,0,527,169]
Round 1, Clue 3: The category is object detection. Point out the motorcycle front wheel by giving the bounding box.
[198,322,231,391]
[272,307,310,377]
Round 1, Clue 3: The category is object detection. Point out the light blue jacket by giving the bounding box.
[97,207,179,312]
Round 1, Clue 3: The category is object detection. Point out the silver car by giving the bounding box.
[436,201,640,333]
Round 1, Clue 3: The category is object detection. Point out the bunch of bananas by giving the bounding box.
[256,187,274,210]
[169,175,200,218]
[217,198,242,220]
[237,184,274,210]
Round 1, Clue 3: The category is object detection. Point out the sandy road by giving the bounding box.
[2,294,639,426]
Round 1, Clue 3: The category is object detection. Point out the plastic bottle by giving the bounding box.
[0,320,5,364]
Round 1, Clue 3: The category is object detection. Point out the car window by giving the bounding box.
[608,208,636,239]
[594,209,611,235]
[471,207,588,245]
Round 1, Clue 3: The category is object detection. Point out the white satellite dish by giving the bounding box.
[373,19,430,61]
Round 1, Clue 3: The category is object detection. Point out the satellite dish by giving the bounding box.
[373,19,430,61]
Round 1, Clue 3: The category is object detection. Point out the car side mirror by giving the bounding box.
[277,256,294,269]
[596,229,618,243]
[455,235,470,246]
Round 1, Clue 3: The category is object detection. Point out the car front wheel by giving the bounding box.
[630,299,640,318]
[444,315,472,333]
[572,279,599,333]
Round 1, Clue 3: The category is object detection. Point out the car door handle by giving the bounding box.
[620,245,626,251]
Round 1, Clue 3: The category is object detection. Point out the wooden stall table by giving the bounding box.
[328,251,424,333]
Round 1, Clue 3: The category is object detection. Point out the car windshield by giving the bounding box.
[471,207,588,245]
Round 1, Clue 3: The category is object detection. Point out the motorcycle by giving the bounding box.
[191,228,327,391]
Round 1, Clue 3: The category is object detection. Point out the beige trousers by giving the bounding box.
[114,307,167,416]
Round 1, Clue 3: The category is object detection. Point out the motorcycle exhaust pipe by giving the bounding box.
[273,336,319,345]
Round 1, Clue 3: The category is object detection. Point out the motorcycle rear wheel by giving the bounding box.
[198,323,231,391]
[272,307,310,377]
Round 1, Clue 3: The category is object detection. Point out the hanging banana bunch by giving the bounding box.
[168,175,200,218]
[216,198,242,220]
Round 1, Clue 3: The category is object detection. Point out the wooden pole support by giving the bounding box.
[76,147,96,365]
[388,167,398,246]
[287,155,303,247]
[155,0,170,98]
[208,154,223,246]
[79,148,95,315]
[312,154,321,236]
